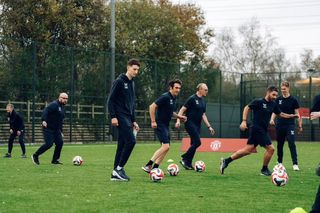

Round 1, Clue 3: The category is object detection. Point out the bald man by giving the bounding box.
[176,83,215,170]
[31,93,68,165]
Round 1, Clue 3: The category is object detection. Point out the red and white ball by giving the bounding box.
[194,160,206,172]
[150,168,164,182]
[167,163,180,176]
[271,164,288,187]
[72,156,83,166]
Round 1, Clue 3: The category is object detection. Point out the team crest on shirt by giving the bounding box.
[170,99,173,105]
[195,100,199,105]
[124,83,128,89]
[291,130,294,135]
[58,107,61,111]
[262,103,267,109]
[279,100,282,105]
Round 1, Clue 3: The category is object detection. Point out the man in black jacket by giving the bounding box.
[4,104,26,158]
[31,93,68,165]
[108,59,140,181]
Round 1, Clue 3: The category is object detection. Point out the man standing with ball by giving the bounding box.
[142,79,186,173]
[176,83,215,170]
[31,92,68,165]
[220,86,299,176]
[270,81,302,171]
[108,59,140,181]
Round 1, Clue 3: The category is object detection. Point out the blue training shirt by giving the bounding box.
[275,95,299,126]
[155,92,176,126]
[184,94,206,127]
[248,98,281,131]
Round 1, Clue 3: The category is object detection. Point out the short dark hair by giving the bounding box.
[127,58,140,67]
[168,79,182,88]
[267,86,278,93]
[281,81,290,88]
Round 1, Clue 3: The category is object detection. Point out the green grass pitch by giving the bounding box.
[0,142,319,213]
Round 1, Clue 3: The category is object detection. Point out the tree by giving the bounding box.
[213,18,289,82]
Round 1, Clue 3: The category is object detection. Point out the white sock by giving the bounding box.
[116,166,122,170]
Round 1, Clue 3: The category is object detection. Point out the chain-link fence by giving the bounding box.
[0,36,319,143]
[240,72,320,141]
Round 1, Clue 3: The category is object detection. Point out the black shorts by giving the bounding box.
[155,123,170,144]
[247,126,272,147]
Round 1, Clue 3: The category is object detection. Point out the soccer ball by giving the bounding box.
[72,156,83,166]
[194,160,206,172]
[167,163,179,176]
[271,164,288,187]
[150,168,164,182]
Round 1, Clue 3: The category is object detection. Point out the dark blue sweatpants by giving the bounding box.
[181,122,201,164]
[35,128,63,162]
[276,124,298,165]
[8,131,26,154]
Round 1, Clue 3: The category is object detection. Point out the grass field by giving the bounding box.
[0,142,319,213]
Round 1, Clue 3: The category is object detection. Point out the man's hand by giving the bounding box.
[239,121,248,131]
[151,121,157,129]
[269,120,275,126]
[111,118,119,126]
[42,121,47,128]
[179,115,187,122]
[310,112,320,120]
[17,131,21,136]
[9,129,13,134]
[175,120,181,128]
[133,122,140,132]
[208,127,215,135]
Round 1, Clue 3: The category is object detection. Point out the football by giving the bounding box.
[150,168,164,182]
[194,160,206,172]
[271,164,288,187]
[167,163,180,176]
[72,156,83,166]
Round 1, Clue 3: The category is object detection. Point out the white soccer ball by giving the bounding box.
[72,156,83,166]
[271,164,288,187]
[167,163,180,176]
[150,168,164,182]
[194,160,206,172]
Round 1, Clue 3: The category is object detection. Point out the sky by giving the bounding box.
[171,0,320,61]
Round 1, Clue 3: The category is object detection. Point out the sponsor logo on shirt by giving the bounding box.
[279,100,282,105]
[58,107,61,112]
[291,130,294,135]
[195,100,199,105]
[263,103,267,109]
[124,83,128,89]
[170,99,173,105]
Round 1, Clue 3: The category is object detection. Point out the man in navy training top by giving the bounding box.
[4,103,26,158]
[220,86,299,176]
[270,81,302,171]
[31,92,68,165]
[108,58,140,181]
[142,79,187,173]
[176,83,215,170]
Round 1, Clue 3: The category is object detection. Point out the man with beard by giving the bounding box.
[220,86,299,176]
[31,92,68,165]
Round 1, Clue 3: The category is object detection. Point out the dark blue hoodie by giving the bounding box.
[107,73,136,122]
[42,100,65,131]
[7,110,25,131]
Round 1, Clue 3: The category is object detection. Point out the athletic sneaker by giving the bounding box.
[3,153,11,158]
[31,154,40,165]
[112,169,129,181]
[21,154,27,158]
[220,158,228,175]
[110,174,121,181]
[260,168,272,176]
[141,165,152,173]
[293,164,300,171]
[180,160,194,170]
